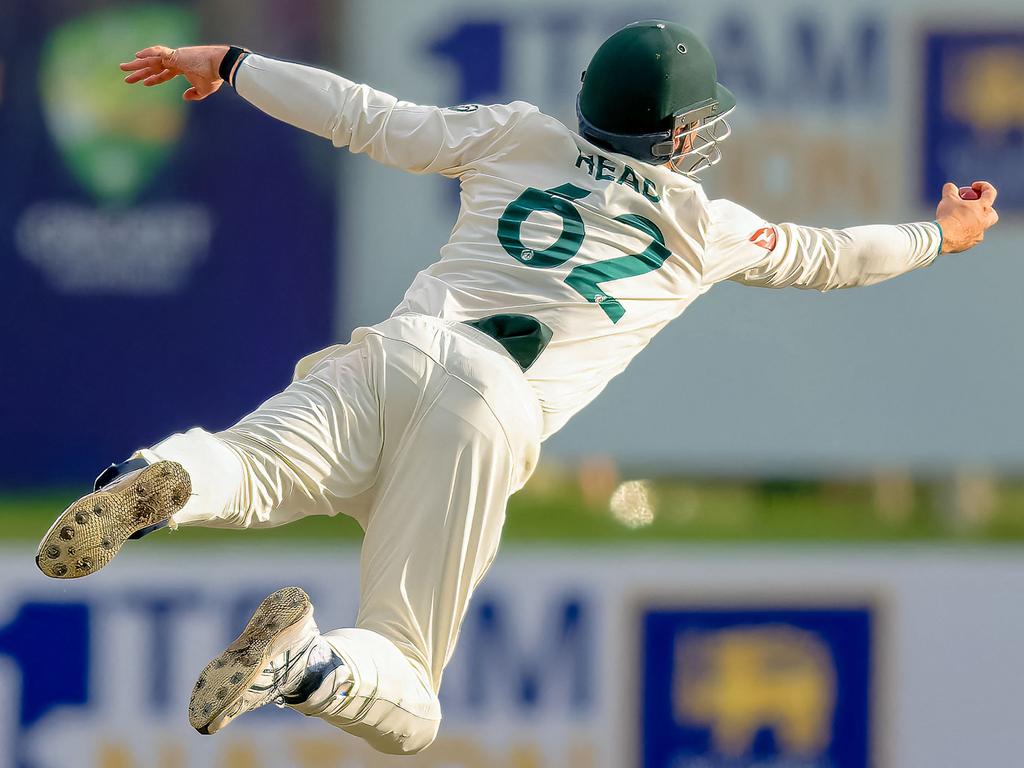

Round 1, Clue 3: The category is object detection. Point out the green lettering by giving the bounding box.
[642,177,660,204]
[564,214,671,323]
[596,156,616,182]
[497,184,592,269]
[495,184,674,325]
[617,166,641,194]
[575,149,595,175]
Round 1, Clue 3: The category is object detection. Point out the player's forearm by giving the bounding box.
[229,52,361,142]
[773,221,942,291]
[229,53,456,172]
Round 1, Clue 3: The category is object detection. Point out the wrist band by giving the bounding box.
[219,45,251,87]
[933,219,944,256]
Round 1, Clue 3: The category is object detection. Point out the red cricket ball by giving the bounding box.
[959,186,981,200]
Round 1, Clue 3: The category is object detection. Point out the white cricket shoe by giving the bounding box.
[188,586,349,734]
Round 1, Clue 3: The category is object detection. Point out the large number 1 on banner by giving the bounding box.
[496,185,672,323]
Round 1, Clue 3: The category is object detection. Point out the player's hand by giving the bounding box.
[119,45,229,101]
[935,181,999,254]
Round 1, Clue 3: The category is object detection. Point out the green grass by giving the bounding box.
[0,488,366,545]
[4,471,1024,545]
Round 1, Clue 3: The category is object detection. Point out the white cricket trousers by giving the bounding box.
[141,314,543,754]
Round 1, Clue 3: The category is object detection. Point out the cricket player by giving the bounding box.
[36,21,998,754]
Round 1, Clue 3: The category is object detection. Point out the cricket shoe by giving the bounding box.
[35,458,191,579]
[188,586,350,735]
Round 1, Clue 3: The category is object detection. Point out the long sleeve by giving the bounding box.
[232,54,537,176]
[702,198,943,291]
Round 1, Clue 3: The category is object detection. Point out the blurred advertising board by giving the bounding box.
[0,3,337,485]
[3,546,1024,766]
[923,31,1024,210]
[339,0,1024,472]
[641,605,873,767]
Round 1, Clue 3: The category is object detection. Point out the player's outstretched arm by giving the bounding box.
[704,181,999,291]
[120,44,535,176]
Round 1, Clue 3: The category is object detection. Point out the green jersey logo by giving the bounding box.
[39,4,195,206]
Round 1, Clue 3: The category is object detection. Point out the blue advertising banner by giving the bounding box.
[5,549,1024,766]
[922,30,1024,211]
[640,604,874,768]
[0,553,599,768]
[0,3,337,485]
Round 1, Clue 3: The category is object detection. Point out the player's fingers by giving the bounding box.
[124,67,161,84]
[120,57,161,72]
[941,182,959,199]
[972,181,997,205]
[124,65,164,83]
[988,208,999,227]
[135,46,172,59]
[143,69,176,87]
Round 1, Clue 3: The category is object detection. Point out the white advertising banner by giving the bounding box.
[337,0,1024,472]
[2,545,1023,767]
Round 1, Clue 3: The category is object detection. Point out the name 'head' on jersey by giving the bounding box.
[577,20,736,176]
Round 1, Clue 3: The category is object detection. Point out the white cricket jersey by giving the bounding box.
[235,55,943,440]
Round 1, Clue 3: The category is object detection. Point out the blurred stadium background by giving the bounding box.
[1,1,1023,766]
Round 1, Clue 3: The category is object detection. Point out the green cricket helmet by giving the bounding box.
[577,20,736,175]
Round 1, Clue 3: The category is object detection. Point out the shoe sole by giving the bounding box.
[35,461,191,579]
[189,586,312,735]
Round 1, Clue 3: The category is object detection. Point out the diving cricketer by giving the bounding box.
[36,21,998,754]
